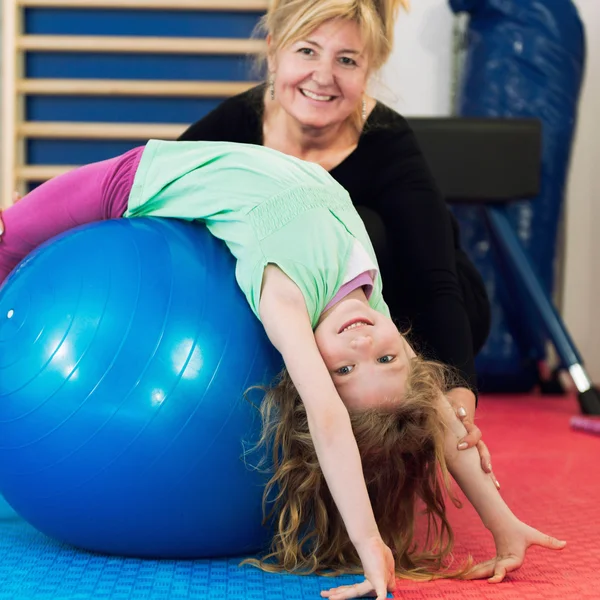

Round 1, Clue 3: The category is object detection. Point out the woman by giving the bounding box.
[178,0,493,472]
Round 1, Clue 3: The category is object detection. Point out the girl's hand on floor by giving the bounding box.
[466,519,566,583]
[320,536,395,600]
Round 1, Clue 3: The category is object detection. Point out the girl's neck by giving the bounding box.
[317,287,369,326]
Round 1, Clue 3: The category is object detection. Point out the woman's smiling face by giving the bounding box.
[269,18,370,130]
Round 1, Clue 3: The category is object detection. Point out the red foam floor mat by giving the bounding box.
[394,394,600,599]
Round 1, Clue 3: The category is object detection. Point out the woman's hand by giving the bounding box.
[446,387,500,489]
[321,536,396,600]
[466,518,566,583]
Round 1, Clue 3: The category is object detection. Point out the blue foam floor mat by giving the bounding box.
[0,518,365,600]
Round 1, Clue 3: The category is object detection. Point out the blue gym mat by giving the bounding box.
[0,517,366,600]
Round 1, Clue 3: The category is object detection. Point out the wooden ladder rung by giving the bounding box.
[18,121,185,140]
[18,35,265,55]
[16,79,259,97]
[17,0,269,10]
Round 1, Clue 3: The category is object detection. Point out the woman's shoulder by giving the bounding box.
[366,100,412,135]
[353,101,423,168]
[347,100,441,193]
[360,101,421,157]
[220,84,265,116]
[178,85,264,143]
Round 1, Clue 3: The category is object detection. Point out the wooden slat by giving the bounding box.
[2,0,21,206]
[18,35,265,55]
[8,1,268,199]
[17,0,269,9]
[18,121,185,140]
[17,165,76,181]
[16,78,259,97]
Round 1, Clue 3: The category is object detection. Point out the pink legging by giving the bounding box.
[0,146,144,285]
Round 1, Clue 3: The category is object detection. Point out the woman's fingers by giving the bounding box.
[454,411,499,484]
[489,468,500,489]
[476,439,499,487]
[473,439,500,487]
[476,439,492,472]
[457,414,482,450]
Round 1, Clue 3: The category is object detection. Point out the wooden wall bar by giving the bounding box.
[2,0,266,206]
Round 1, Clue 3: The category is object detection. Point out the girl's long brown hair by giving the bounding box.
[244,357,469,579]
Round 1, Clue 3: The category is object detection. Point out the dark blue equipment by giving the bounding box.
[448,0,586,392]
[408,117,600,415]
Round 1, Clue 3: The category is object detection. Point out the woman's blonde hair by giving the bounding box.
[258,0,409,73]
[244,356,469,580]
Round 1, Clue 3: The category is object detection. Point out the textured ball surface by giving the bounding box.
[0,218,281,558]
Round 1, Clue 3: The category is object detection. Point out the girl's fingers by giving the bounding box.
[321,580,375,600]
[464,559,496,580]
[533,533,566,550]
[488,564,507,584]
[375,580,388,600]
[489,555,523,583]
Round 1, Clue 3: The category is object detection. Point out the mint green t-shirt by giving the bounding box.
[125,140,390,328]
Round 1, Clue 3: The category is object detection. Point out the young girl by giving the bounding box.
[0,141,564,600]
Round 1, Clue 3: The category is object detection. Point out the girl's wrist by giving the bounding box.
[483,508,519,534]
[352,530,383,550]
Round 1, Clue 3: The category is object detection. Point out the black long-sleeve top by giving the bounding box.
[179,85,479,390]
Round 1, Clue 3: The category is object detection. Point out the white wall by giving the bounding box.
[377,0,455,116]
[562,0,600,381]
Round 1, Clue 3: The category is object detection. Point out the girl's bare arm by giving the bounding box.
[259,265,380,545]
[259,266,396,599]
[437,397,565,582]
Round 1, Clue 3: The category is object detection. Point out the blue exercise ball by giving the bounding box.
[0,217,281,558]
